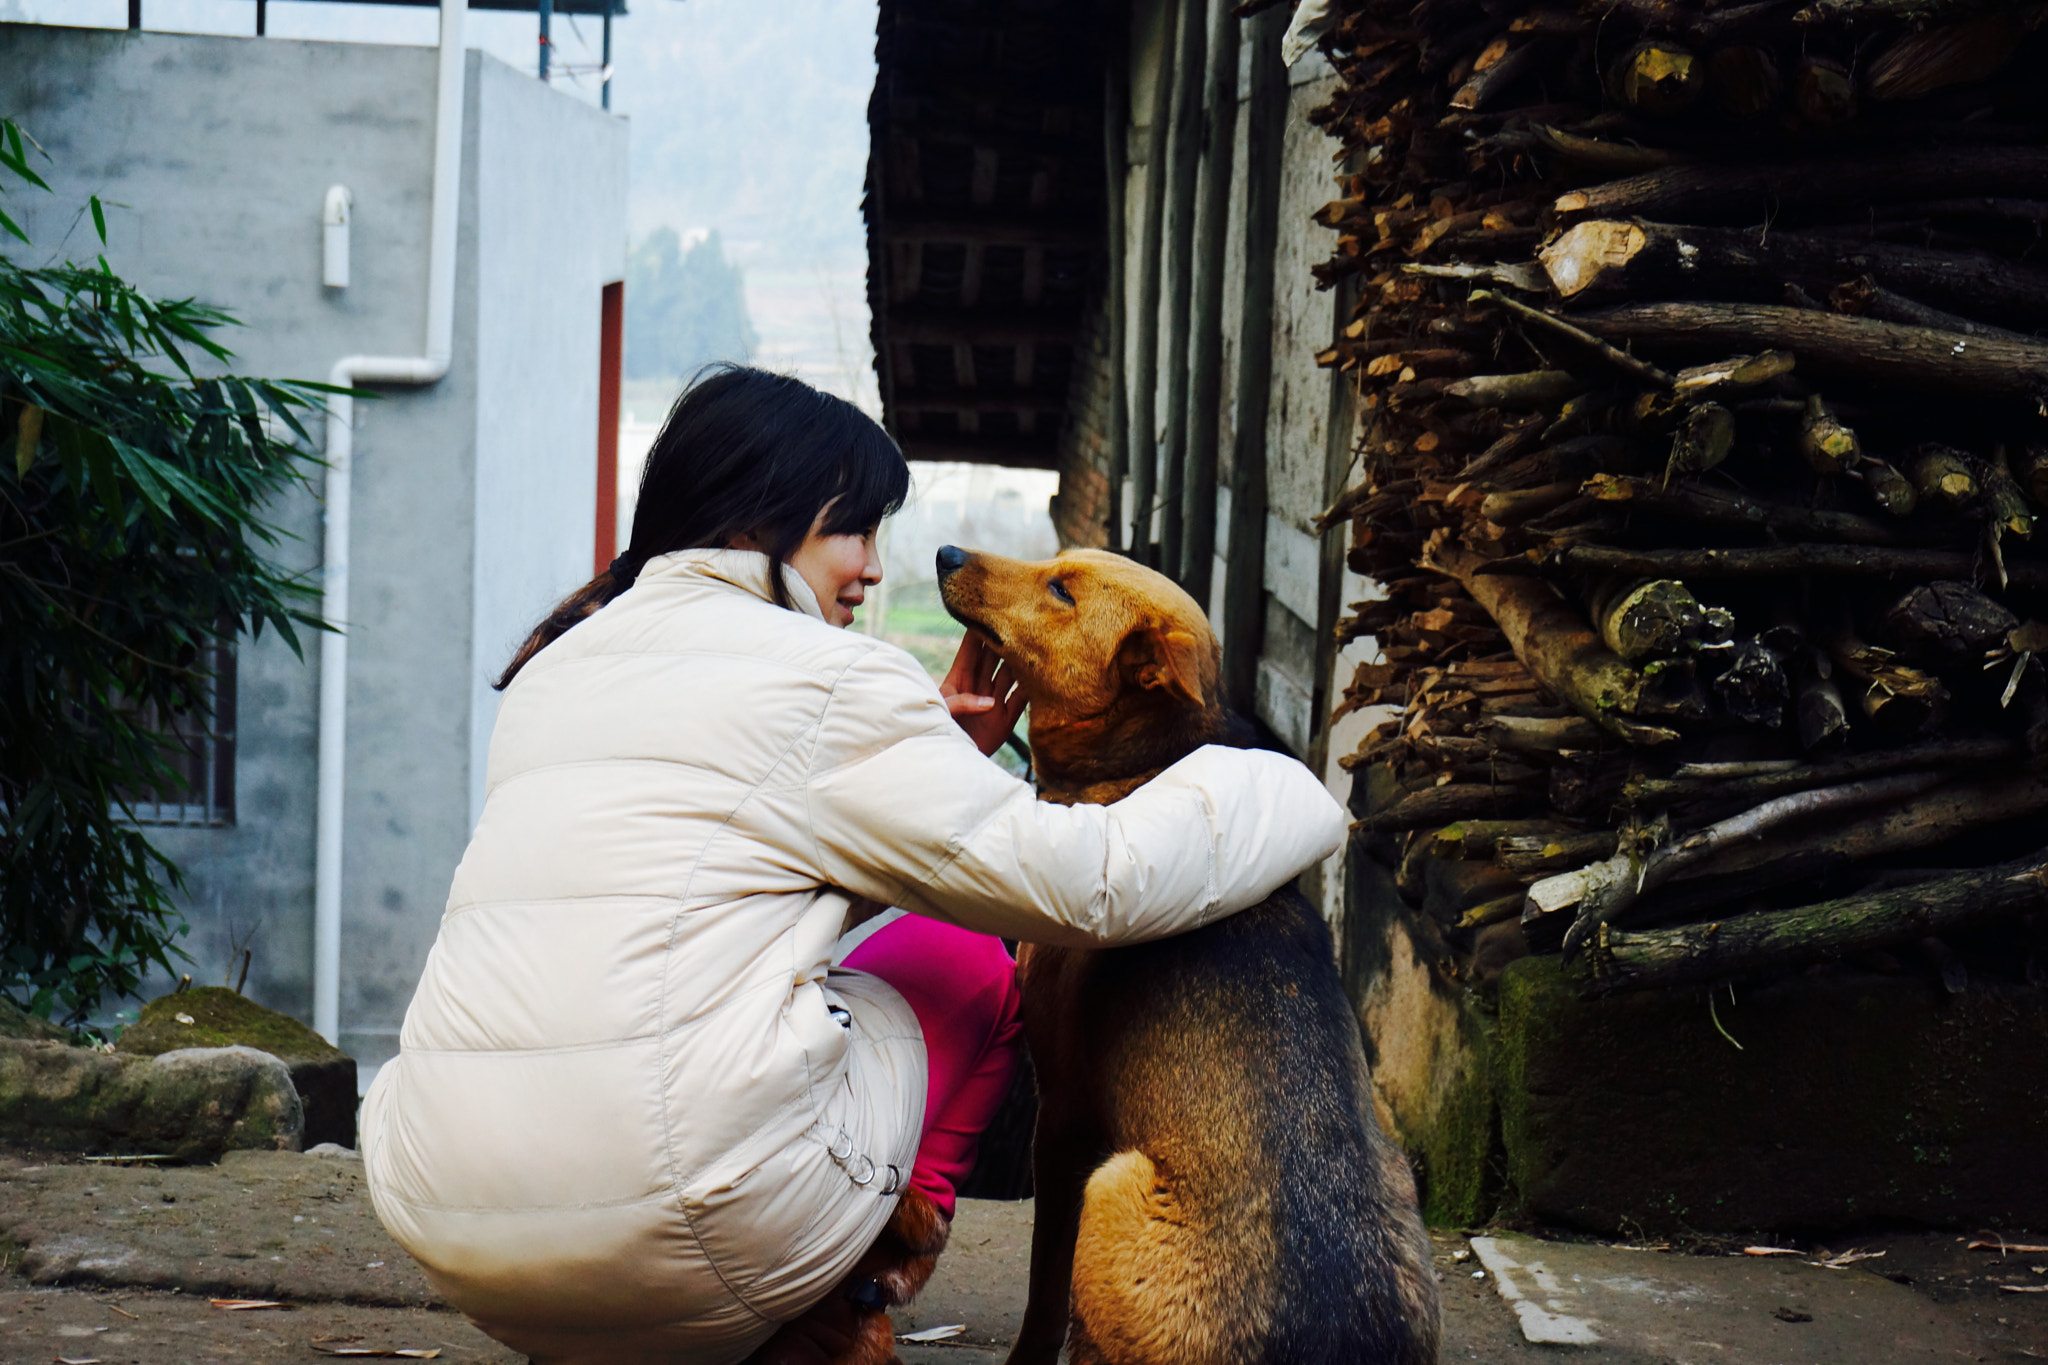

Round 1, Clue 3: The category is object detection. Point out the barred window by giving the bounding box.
[123,640,236,828]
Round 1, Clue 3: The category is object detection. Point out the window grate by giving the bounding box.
[124,640,236,828]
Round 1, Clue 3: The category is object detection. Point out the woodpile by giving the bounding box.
[1306,0,2048,999]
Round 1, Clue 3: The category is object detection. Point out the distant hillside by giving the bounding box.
[625,227,756,381]
[608,0,877,274]
[609,0,880,407]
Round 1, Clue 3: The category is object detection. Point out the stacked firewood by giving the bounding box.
[1308,0,2048,998]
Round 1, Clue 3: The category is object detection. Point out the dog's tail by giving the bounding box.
[1070,1150,1269,1365]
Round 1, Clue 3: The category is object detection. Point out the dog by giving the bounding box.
[936,545,1441,1365]
[742,1186,949,1365]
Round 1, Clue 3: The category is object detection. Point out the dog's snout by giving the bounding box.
[935,545,968,578]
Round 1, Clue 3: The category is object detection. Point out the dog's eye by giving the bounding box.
[1048,579,1075,605]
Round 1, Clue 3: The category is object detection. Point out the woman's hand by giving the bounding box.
[941,632,1027,758]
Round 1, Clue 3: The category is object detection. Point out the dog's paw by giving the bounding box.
[883,1187,952,1259]
[741,1293,897,1365]
[745,1190,950,1365]
[858,1187,950,1306]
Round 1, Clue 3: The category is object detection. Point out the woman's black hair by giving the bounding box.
[495,365,909,688]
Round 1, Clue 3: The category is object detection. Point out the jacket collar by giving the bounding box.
[637,548,829,624]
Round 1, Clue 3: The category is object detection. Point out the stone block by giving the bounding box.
[118,987,357,1148]
[1496,955,2048,1234]
[0,1041,303,1161]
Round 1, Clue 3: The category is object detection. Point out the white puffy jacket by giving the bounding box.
[361,548,1346,1364]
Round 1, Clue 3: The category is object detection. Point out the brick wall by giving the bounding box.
[1049,289,1116,550]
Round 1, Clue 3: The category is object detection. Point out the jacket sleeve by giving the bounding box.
[803,645,1347,947]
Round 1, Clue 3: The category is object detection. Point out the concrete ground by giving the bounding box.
[2,1146,2044,1363]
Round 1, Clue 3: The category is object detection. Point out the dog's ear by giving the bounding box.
[1120,623,1208,707]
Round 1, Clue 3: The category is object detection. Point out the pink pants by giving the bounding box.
[841,915,1023,1219]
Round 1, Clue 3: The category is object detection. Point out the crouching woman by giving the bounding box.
[361,366,1345,1364]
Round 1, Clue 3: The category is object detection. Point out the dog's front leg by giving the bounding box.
[1004,1106,1095,1365]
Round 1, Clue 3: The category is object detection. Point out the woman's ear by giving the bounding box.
[727,531,765,552]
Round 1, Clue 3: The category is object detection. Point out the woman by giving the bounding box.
[361,367,1345,1363]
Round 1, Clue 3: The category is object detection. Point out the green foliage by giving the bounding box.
[624,227,758,381]
[0,118,331,1024]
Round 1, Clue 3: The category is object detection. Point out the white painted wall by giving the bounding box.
[0,27,627,1067]
[466,55,630,827]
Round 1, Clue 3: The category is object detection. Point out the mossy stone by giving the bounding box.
[0,1040,302,1161]
[1344,845,1504,1228]
[1409,1022,1499,1229]
[119,988,356,1149]
[1496,955,2048,1234]
[0,998,74,1044]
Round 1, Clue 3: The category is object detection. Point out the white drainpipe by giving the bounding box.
[314,0,466,1045]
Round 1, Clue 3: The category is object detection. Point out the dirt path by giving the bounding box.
[3,1144,2043,1363]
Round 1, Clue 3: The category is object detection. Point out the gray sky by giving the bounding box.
[5,0,882,408]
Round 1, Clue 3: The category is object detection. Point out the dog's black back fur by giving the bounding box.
[1069,881,1438,1365]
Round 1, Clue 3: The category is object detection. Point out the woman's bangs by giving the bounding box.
[821,423,910,536]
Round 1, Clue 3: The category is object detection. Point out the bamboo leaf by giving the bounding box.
[14,402,41,478]
[0,130,320,1027]
[150,319,193,378]
[140,451,233,523]
[258,386,312,443]
[0,126,51,192]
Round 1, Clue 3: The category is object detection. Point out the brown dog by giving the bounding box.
[936,546,1440,1365]
[742,1187,949,1365]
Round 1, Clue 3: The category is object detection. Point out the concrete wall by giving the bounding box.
[465,55,629,827]
[326,48,486,1070]
[1,26,447,1027]
[341,51,626,1072]
[0,26,627,1071]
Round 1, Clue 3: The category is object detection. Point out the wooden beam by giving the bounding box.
[877,303,1087,331]
[898,439,1061,470]
[1572,301,2048,398]
[1129,0,1179,564]
[894,398,1069,417]
[1221,7,1286,712]
[884,320,1085,346]
[877,219,1101,248]
[872,123,1100,160]
[1020,245,1046,308]
[1104,26,1132,553]
[1579,851,2048,998]
[1181,0,1238,604]
[1552,148,2048,225]
[959,242,985,308]
[1158,0,1207,578]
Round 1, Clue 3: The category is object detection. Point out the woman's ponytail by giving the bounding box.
[493,558,637,690]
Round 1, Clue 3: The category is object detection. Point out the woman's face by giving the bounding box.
[786,511,883,629]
